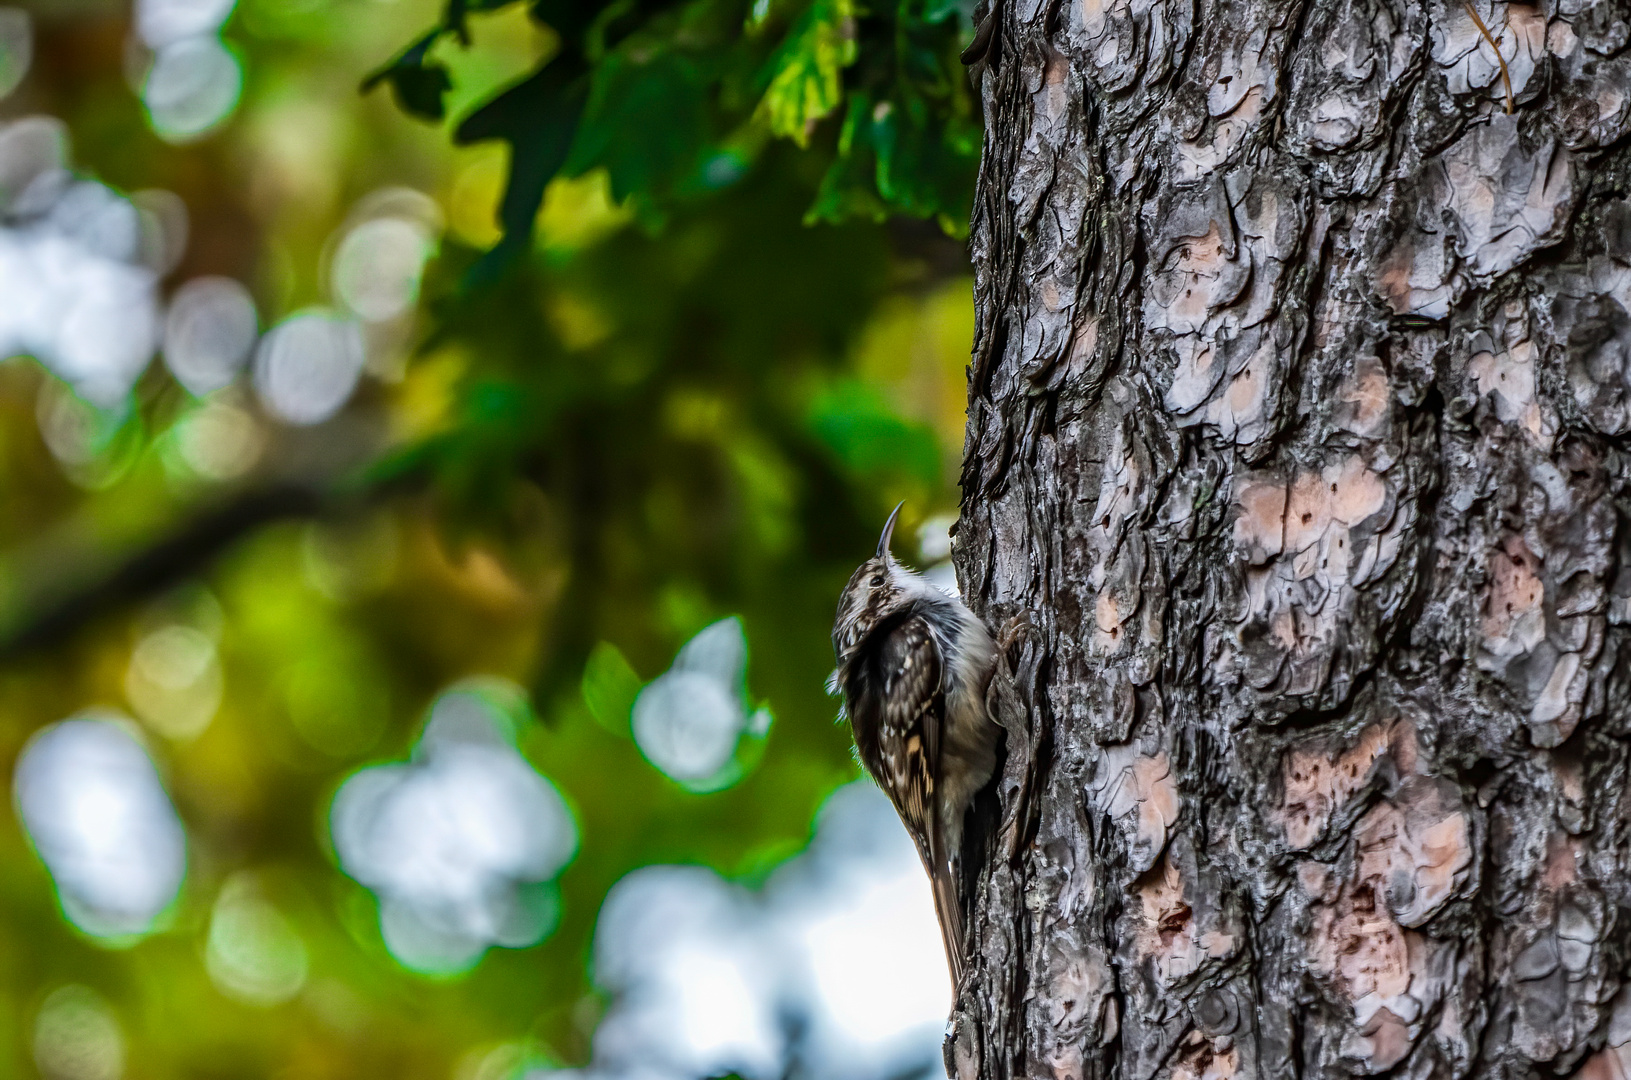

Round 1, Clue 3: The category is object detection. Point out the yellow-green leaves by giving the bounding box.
[582,640,643,736]
[370,0,977,237]
[759,0,857,147]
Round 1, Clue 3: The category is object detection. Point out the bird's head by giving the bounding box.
[832,503,916,664]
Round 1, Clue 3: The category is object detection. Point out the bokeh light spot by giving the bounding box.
[124,623,223,741]
[0,138,162,405]
[632,617,767,787]
[33,985,123,1080]
[797,869,947,1046]
[205,872,310,1006]
[0,114,67,213]
[561,782,951,1080]
[49,181,139,261]
[170,393,265,480]
[131,188,189,274]
[632,671,740,782]
[34,381,142,490]
[163,275,258,395]
[14,715,187,938]
[918,513,959,597]
[591,867,781,1080]
[142,36,243,143]
[331,681,577,974]
[252,307,365,425]
[332,216,435,323]
[136,0,237,49]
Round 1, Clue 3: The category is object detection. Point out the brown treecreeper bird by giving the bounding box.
[829,503,999,985]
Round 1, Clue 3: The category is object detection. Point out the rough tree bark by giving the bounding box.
[950,1,1631,1077]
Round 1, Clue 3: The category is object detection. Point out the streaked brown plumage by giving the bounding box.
[829,504,999,986]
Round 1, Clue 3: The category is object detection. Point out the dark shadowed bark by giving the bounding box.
[950,1,1631,1077]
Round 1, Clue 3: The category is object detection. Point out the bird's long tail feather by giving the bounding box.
[929,858,966,987]
[925,793,965,987]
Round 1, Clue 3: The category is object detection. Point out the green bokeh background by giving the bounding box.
[0,0,978,1075]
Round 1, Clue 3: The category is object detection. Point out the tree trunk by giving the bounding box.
[950,1,1631,1077]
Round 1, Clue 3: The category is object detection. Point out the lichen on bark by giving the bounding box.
[951,1,1631,1077]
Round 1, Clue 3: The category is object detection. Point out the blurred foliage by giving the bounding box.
[0,0,979,1077]
[365,0,981,267]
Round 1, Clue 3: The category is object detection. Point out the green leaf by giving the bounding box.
[808,86,978,232]
[758,0,857,147]
[360,31,454,121]
[806,91,886,225]
[567,48,710,204]
[873,95,953,216]
[530,0,620,45]
[454,56,589,281]
[582,641,643,736]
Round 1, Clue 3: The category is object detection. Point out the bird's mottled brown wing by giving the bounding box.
[875,619,941,843]
[870,616,965,982]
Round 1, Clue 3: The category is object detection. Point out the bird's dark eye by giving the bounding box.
[870,575,883,587]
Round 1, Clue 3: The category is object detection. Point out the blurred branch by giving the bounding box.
[0,480,386,662]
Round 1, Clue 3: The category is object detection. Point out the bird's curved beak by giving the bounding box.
[876,502,904,559]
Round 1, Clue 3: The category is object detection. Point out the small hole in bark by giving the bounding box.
[1464,757,1498,790]
[1330,483,1338,493]
[1302,512,1312,523]
[1110,626,1120,638]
